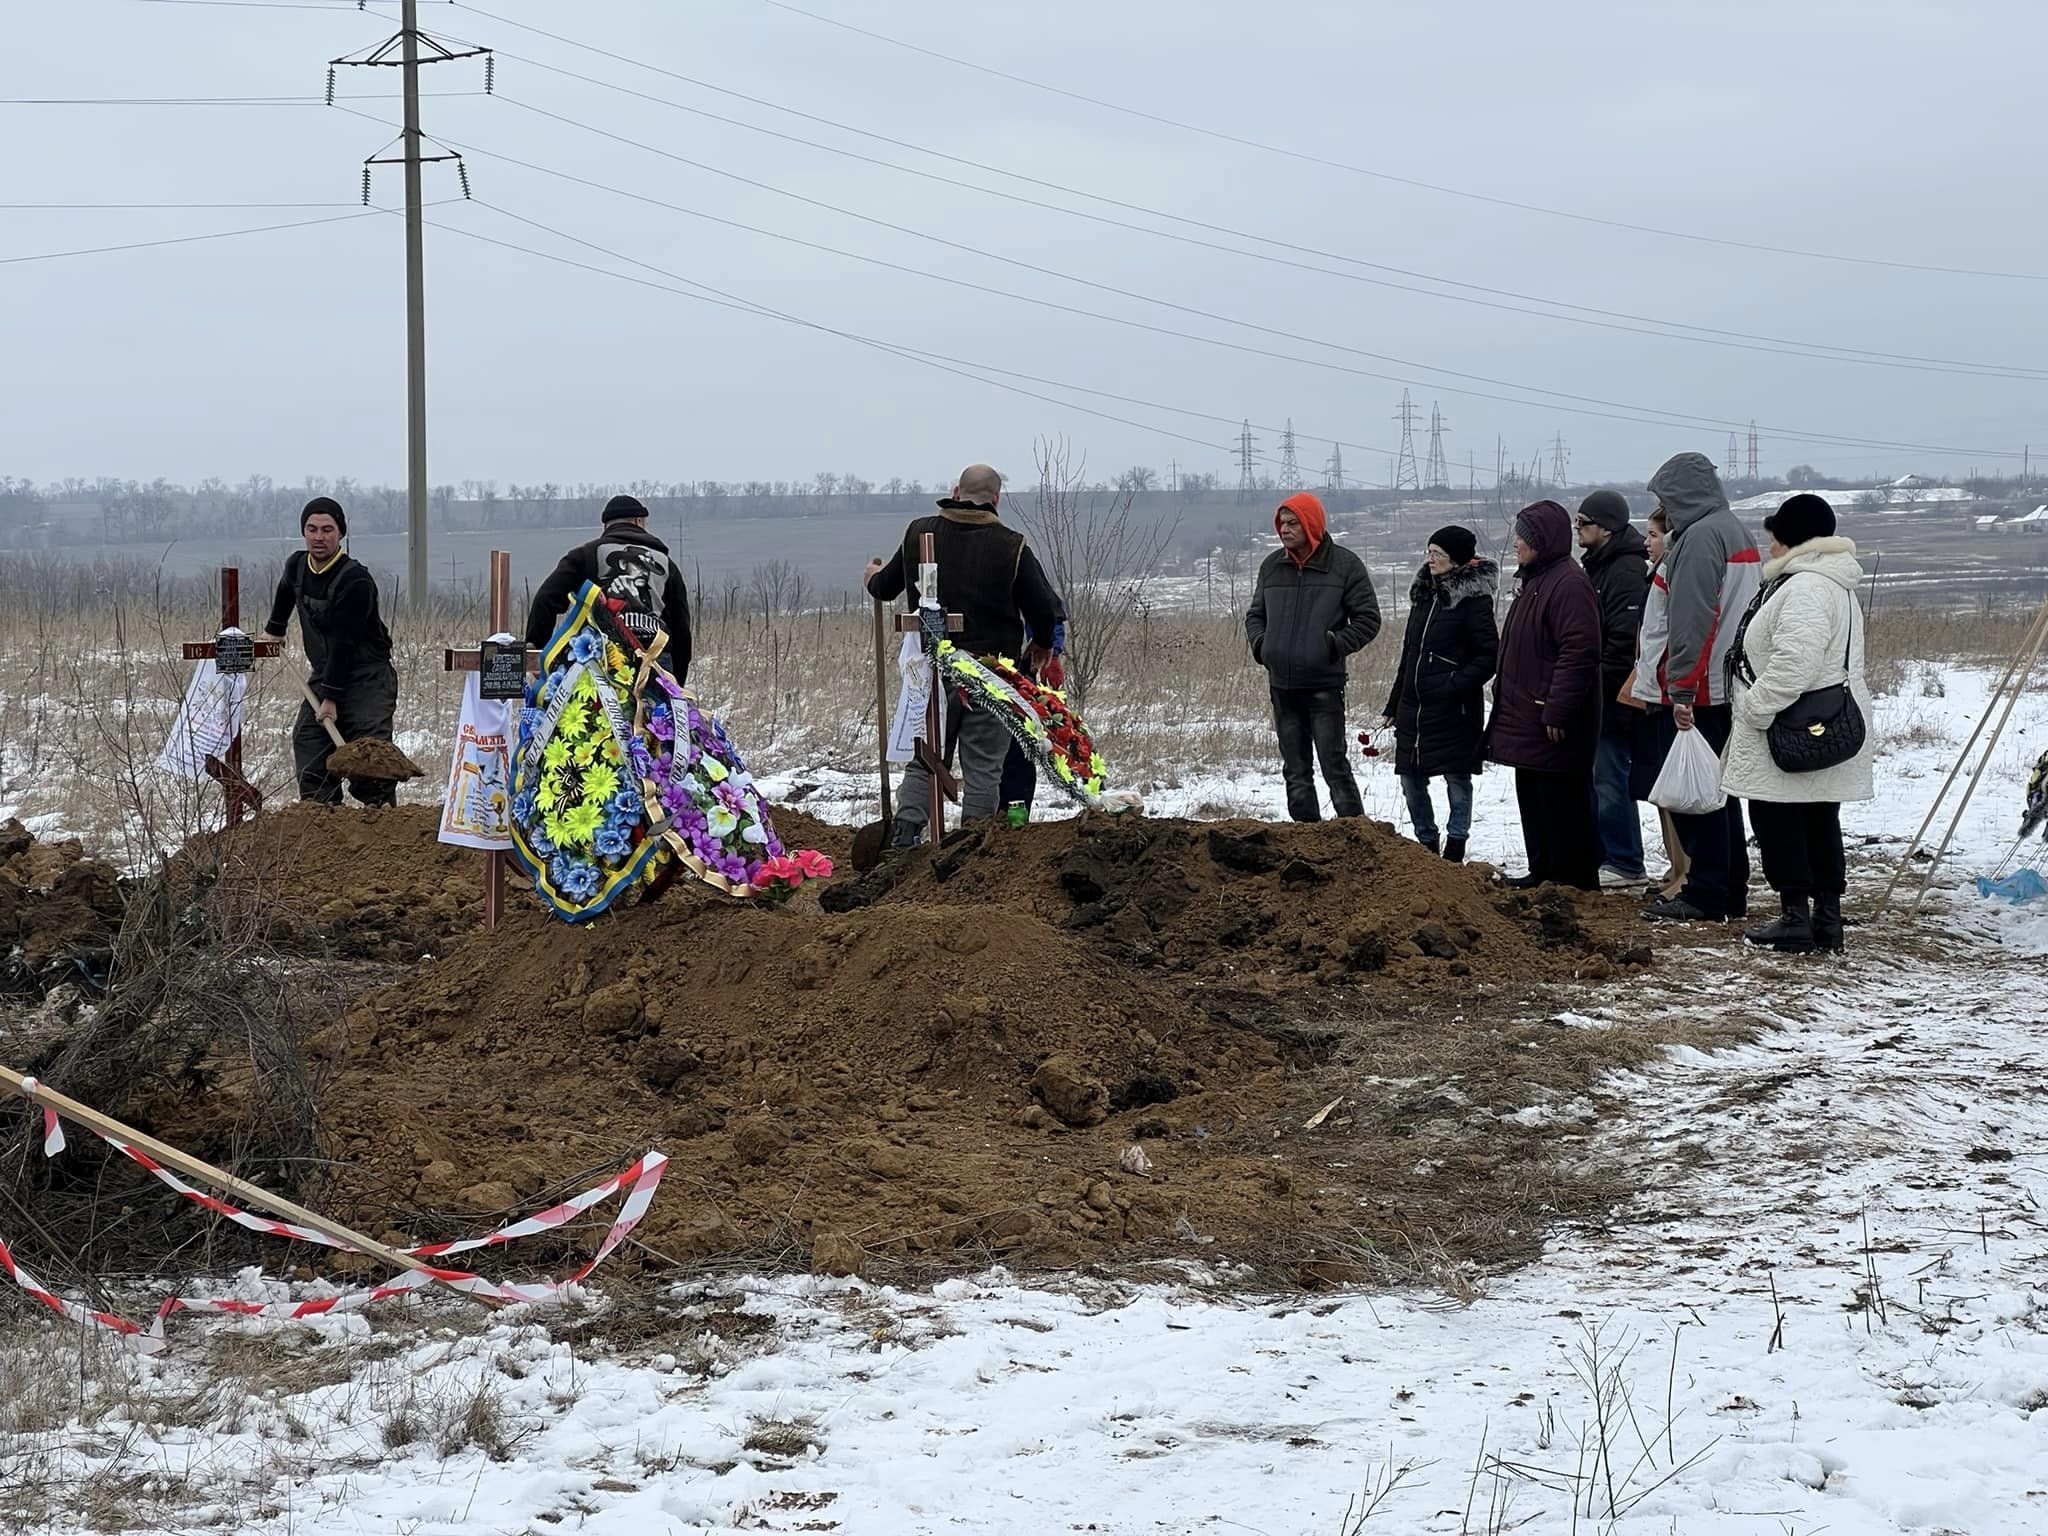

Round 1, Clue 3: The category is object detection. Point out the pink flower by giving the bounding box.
[750,855,801,891]
[794,849,834,881]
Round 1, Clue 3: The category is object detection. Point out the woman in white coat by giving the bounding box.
[1720,494,1873,953]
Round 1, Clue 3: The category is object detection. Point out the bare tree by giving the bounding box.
[1117,465,1159,493]
[1014,435,1176,713]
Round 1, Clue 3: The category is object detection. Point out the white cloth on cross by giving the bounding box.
[887,630,932,764]
[157,658,247,780]
[439,636,515,850]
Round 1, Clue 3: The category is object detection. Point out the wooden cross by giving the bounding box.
[442,551,541,930]
[893,531,965,845]
[178,567,283,828]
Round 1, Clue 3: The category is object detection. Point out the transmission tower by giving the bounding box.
[1235,420,1260,501]
[1549,433,1570,490]
[1392,391,1422,493]
[1278,419,1303,491]
[1725,432,1742,483]
[1746,420,1760,482]
[1423,403,1450,490]
[330,3,492,606]
[1325,443,1346,493]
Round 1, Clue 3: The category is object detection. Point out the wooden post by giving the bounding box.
[443,551,539,930]
[2,1065,498,1311]
[178,566,283,827]
[891,531,963,847]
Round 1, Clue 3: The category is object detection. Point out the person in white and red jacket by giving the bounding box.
[1640,452,1762,925]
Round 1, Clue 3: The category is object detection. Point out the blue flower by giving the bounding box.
[550,854,603,901]
[519,707,544,741]
[594,825,633,859]
[529,826,557,858]
[545,666,569,696]
[512,789,538,825]
[610,790,644,822]
[626,740,654,778]
[569,631,602,664]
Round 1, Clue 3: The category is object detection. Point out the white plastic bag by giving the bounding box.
[1649,725,1727,816]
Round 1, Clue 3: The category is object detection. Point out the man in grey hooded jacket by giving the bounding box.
[1641,452,1762,923]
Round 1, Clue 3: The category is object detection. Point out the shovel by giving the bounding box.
[302,683,426,785]
[850,595,896,872]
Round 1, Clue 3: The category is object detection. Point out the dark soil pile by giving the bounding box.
[324,737,426,782]
[0,818,123,986]
[116,804,1672,1288]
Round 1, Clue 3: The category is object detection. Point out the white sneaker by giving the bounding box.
[1598,866,1644,890]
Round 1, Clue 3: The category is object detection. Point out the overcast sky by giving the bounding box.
[9,0,2046,491]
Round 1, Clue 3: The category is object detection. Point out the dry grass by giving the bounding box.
[0,553,2032,853]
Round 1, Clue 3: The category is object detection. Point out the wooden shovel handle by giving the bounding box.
[301,683,347,747]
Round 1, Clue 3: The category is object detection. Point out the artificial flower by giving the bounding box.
[610,789,644,822]
[584,762,621,802]
[795,849,834,881]
[559,799,605,847]
[594,825,633,859]
[569,631,601,664]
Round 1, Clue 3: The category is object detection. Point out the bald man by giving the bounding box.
[865,465,1060,847]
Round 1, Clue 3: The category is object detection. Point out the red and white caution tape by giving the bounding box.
[20,1078,63,1156]
[3,1088,666,1354]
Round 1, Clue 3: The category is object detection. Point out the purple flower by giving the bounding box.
[626,740,654,778]
[765,828,785,858]
[647,707,675,743]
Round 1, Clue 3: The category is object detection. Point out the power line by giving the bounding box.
[1,207,393,266]
[417,99,2023,461]
[1,200,357,209]
[0,93,480,104]
[439,10,2048,381]
[1424,403,1449,491]
[747,0,2048,285]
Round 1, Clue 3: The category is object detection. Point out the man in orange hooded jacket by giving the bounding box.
[1245,492,1383,820]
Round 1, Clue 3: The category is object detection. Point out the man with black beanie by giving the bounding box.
[261,496,400,805]
[864,463,1059,846]
[526,493,692,680]
[1576,489,1650,887]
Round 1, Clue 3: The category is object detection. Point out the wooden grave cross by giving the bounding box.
[441,551,541,931]
[893,531,965,846]
[178,566,283,828]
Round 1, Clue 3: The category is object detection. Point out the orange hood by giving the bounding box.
[1277,491,1327,565]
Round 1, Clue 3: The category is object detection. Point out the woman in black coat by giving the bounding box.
[1380,525,1499,861]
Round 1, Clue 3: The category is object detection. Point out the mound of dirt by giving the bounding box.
[124,805,1660,1287]
[324,736,425,782]
[0,818,123,984]
[825,813,1643,992]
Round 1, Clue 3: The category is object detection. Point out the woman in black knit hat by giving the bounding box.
[1380,524,1499,861]
[1720,493,1874,953]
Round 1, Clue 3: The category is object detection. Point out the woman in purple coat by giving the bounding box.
[1488,500,1603,890]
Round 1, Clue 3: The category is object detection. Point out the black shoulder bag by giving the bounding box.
[1727,574,1866,774]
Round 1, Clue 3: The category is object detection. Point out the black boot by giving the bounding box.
[1419,834,1441,857]
[1812,895,1845,953]
[1743,896,1815,953]
[1443,836,1467,864]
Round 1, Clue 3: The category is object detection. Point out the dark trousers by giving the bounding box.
[1271,687,1362,822]
[1000,739,1037,814]
[1748,800,1845,900]
[1513,767,1599,890]
[293,660,400,806]
[1657,704,1750,918]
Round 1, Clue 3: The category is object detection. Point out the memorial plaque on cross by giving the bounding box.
[442,551,541,930]
[893,531,965,845]
[177,567,283,827]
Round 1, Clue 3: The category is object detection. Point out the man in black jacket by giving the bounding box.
[261,496,399,806]
[526,494,691,681]
[1245,491,1382,821]
[865,464,1058,846]
[1576,489,1650,886]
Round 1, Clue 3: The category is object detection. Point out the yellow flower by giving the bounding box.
[606,643,627,673]
[995,654,1016,671]
[584,762,620,802]
[1089,753,1106,776]
[704,759,728,784]
[1053,759,1074,781]
[561,799,604,845]
[536,777,561,811]
[542,737,571,771]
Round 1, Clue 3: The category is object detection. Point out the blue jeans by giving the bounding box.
[1593,727,1646,878]
[1399,771,1472,845]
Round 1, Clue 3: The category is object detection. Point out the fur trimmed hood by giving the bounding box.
[1409,556,1500,606]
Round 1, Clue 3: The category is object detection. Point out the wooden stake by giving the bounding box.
[1875,593,2048,918]
[178,567,283,828]
[1908,602,2048,915]
[1,1066,498,1310]
[871,594,893,827]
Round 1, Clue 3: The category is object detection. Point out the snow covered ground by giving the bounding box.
[7,669,2048,1535]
